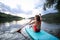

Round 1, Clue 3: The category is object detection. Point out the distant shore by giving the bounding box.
[0,12,24,23]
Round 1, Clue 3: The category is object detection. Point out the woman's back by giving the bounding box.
[33,15,41,32]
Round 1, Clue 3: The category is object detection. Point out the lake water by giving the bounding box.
[0,19,60,40]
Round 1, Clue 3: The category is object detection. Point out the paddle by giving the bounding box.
[10,19,33,33]
[16,19,33,33]
[14,22,31,39]
[16,22,30,33]
[10,22,30,34]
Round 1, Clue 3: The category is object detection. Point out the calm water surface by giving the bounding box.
[0,19,60,40]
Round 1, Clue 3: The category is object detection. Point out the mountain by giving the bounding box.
[42,13,60,23]
[0,12,23,23]
[29,17,34,20]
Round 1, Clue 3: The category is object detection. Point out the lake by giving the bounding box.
[0,19,60,40]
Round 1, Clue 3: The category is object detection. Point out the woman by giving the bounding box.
[29,15,41,32]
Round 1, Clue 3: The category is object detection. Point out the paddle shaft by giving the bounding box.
[17,23,29,33]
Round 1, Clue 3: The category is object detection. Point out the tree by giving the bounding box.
[43,0,60,22]
[44,0,60,12]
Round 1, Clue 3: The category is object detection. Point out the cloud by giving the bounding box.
[0,0,40,12]
[16,13,32,18]
[42,7,58,15]
[35,0,46,9]
[34,1,58,15]
[0,2,11,12]
[0,0,58,18]
[0,0,42,18]
[0,0,19,8]
[0,2,24,13]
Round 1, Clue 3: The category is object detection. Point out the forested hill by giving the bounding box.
[42,13,60,23]
[0,12,23,23]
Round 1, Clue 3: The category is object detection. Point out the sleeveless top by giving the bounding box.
[33,21,41,32]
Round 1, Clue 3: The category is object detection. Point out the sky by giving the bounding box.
[0,0,58,18]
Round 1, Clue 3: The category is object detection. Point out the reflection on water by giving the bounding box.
[0,19,30,40]
[41,21,60,38]
[0,19,60,40]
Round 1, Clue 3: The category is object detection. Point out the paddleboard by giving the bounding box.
[25,27,59,40]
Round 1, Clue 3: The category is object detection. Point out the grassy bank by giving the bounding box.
[0,12,23,23]
[42,12,60,23]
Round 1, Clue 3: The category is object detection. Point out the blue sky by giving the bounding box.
[0,0,58,18]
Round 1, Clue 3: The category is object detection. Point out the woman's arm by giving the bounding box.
[29,19,35,25]
[40,14,42,21]
[29,21,35,25]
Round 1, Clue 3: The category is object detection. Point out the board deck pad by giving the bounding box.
[25,28,59,40]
